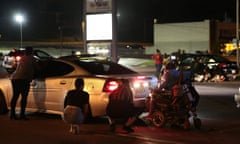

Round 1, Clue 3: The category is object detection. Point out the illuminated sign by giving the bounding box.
[86,13,112,41]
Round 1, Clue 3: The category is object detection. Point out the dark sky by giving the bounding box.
[150,0,236,23]
[0,0,237,42]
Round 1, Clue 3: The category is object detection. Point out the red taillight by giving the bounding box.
[103,79,120,92]
[219,63,227,68]
[16,56,21,61]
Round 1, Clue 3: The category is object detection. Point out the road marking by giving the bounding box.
[94,130,185,144]
[116,133,185,144]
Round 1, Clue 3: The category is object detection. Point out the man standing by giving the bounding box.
[152,49,163,78]
[10,46,37,120]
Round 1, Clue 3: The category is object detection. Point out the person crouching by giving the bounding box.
[63,78,89,134]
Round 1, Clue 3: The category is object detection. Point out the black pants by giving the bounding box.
[10,79,31,116]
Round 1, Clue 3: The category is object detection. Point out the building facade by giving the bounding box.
[146,20,236,55]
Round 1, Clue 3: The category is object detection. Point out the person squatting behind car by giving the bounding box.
[63,78,90,135]
[106,79,143,133]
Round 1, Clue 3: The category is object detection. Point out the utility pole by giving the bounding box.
[237,0,240,68]
[82,0,87,54]
[112,0,118,62]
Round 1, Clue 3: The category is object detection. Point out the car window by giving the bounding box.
[34,50,52,59]
[182,57,193,65]
[74,60,137,75]
[212,55,229,62]
[42,60,74,77]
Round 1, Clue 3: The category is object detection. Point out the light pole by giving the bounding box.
[14,14,24,48]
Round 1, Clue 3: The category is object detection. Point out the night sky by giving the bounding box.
[0,0,237,42]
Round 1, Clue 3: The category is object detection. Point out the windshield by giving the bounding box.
[74,60,137,75]
[212,55,230,62]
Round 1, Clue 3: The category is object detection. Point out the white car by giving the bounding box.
[0,56,158,118]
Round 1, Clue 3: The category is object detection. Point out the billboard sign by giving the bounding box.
[86,0,112,13]
[86,13,112,41]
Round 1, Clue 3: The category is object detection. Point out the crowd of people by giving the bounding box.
[7,46,200,135]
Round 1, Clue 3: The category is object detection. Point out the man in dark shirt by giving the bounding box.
[106,79,142,133]
[10,46,38,120]
[63,78,89,134]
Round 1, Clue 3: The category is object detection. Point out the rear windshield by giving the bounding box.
[181,54,230,64]
[212,55,230,62]
[74,60,137,75]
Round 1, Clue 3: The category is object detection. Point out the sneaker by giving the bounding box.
[72,126,80,134]
[122,125,134,133]
[109,124,116,132]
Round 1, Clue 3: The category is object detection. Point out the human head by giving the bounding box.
[121,79,129,85]
[75,78,84,89]
[25,46,33,55]
[117,79,129,89]
[166,62,176,70]
[156,49,160,53]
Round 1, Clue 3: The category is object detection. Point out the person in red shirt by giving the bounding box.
[152,49,163,78]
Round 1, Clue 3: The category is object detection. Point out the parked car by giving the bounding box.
[0,55,158,119]
[125,44,145,50]
[177,53,239,81]
[223,49,240,62]
[2,48,52,73]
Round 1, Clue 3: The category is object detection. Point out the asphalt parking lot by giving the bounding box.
[0,112,109,144]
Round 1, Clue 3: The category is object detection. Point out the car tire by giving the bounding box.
[152,111,165,128]
[0,91,9,114]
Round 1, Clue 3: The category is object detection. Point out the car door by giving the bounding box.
[29,60,75,113]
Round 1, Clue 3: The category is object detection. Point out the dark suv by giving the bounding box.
[2,48,52,73]
[177,53,239,81]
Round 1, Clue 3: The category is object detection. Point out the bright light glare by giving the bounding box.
[16,56,21,61]
[143,82,149,87]
[133,82,141,88]
[133,81,149,88]
[75,51,81,55]
[86,13,112,40]
[15,14,24,24]
[137,76,146,79]
[107,81,119,91]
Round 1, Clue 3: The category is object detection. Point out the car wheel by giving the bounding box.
[0,91,9,114]
[152,111,165,128]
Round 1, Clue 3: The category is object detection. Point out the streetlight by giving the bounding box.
[14,14,24,48]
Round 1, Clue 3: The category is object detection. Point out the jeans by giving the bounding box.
[155,64,162,77]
